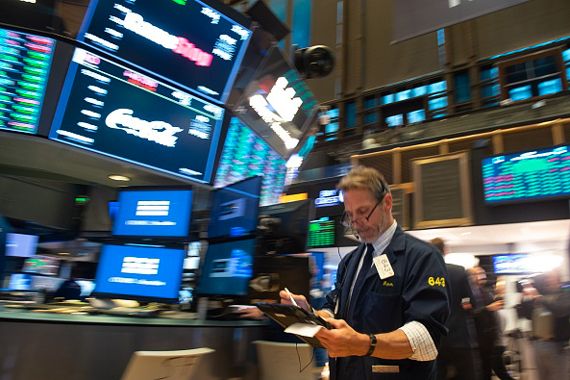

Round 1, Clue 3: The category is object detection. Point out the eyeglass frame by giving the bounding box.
[341,195,385,228]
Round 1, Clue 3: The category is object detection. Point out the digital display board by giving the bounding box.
[94,244,185,303]
[0,28,55,134]
[49,48,225,184]
[78,0,252,103]
[215,117,287,206]
[235,47,318,158]
[196,238,255,297]
[113,188,193,238]
[482,145,570,204]
[208,176,262,239]
[307,217,336,248]
[5,233,38,257]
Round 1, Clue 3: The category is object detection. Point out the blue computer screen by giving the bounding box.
[112,188,193,238]
[49,48,225,184]
[5,233,38,257]
[77,0,252,103]
[208,176,262,239]
[197,239,255,296]
[482,145,570,204]
[94,244,185,302]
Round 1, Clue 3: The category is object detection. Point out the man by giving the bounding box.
[468,266,510,380]
[281,166,450,380]
[431,238,480,380]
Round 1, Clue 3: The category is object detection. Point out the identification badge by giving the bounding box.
[373,254,394,279]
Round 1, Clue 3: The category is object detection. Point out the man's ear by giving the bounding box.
[383,192,393,212]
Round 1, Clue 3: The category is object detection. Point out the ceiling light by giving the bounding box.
[108,175,131,182]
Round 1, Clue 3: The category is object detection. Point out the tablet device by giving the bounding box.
[255,303,331,347]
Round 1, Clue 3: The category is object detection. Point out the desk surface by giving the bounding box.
[0,306,267,328]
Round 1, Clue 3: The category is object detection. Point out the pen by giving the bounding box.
[284,287,299,307]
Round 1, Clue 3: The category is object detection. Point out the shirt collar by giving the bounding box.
[370,220,398,257]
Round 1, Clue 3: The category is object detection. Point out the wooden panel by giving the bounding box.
[447,137,478,154]
[390,186,409,230]
[355,153,394,184]
[564,122,570,143]
[401,146,440,183]
[502,127,553,153]
[412,152,473,228]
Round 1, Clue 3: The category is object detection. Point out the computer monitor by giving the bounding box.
[306,217,336,249]
[5,233,39,257]
[22,255,60,276]
[250,255,311,302]
[8,273,33,291]
[112,188,193,238]
[258,200,313,255]
[196,239,255,297]
[208,176,262,239]
[93,244,185,303]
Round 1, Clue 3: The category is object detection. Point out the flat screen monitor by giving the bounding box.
[482,145,570,204]
[492,254,533,275]
[22,255,60,276]
[5,233,39,257]
[258,199,313,255]
[8,273,33,291]
[49,48,225,184]
[196,238,255,297]
[208,175,262,239]
[234,46,318,158]
[250,255,311,301]
[31,275,65,292]
[215,117,287,206]
[112,188,193,238]
[0,27,56,134]
[93,244,185,303]
[306,217,336,249]
[77,0,252,104]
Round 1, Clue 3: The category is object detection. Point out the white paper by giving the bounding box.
[284,323,324,338]
[374,254,395,279]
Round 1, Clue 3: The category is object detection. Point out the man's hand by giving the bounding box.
[486,299,504,312]
[315,318,370,357]
[279,290,311,311]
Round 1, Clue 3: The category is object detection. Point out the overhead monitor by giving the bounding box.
[8,273,33,291]
[77,0,252,104]
[93,244,185,303]
[482,145,570,204]
[5,233,39,257]
[0,27,56,134]
[306,217,336,249]
[215,117,287,206]
[22,255,60,276]
[234,46,318,158]
[196,238,255,297]
[49,48,225,184]
[112,188,193,238]
[208,175,262,239]
[492,254,533,275]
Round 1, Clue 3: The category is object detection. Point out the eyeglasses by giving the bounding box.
[341,199,383,228]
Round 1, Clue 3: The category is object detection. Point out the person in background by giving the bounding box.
[431,238,481,380]
[281,166,450,380]
[468,266,513,380]
[518,269,570,380]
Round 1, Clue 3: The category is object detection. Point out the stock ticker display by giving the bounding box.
[0,28,55,134]
[77,0,252,103]
[306,217,336,248]
[482,145,570,203]
[49,48,225,184]
[215,117,287,206]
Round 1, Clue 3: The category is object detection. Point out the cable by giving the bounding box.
[296,342,315,373]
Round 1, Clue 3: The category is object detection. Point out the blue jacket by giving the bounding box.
[322,227,450,380]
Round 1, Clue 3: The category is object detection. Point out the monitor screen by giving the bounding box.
[112,188,193,238]
[306,217,336,249]
[492,254,533,275]
[8,273,33,291]
[77,0,252,104]
[5,233,39,257]
[215,117,287,206]
[31,275,65,291]
[250,255,311,301]
[22,255,60,276]
[208,176,262,239]
[75,279,96,298]
[49,48,225,184]
[93,244,185,303]
[258,199,313,255]
[0,27,56,134]
[197,238,255,297]
[482,145,570,204]
[234,47,318,158]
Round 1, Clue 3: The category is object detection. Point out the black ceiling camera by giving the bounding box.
[294,45,335,79]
